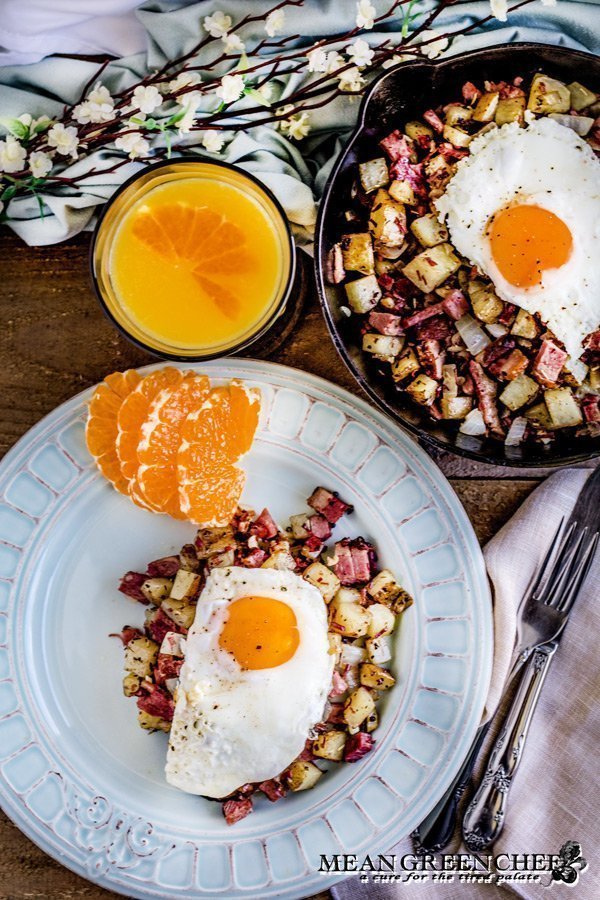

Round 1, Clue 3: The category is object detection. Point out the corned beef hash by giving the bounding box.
[328,71,600,448]
[114,486,413,824]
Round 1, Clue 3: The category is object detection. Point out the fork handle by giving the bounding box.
[462,641,558,851]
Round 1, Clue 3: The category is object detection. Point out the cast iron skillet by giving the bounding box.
[315,43,600,467]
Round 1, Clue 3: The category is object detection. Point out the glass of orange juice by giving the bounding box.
[91,158,295,359]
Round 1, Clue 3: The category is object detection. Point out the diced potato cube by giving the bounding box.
[500,374,539,411]
[544,387,583,428]
[312,730,347,761]
[161,598,196,629]
[410,213,448,248]
[402,243,461,293]
[138,710,171,733]
[442,363,459,399]
[406,373,438,406]
[528,74,570,115]
[511,308,538,340]
[365,710,379,733]
[365,635,392,664]
[444,104,473,127]
[441,395,473,419]
[367,602,396,638]
[392,349,420,383]
[360,663,396,690]
[328,632,342,661]
[123,673,142,697]
[170,569,201,601]
[473,91,500,122]
[195,526,234,560]
[207,548,235,569]
[335,587,363,604]
[495,96,526,125]
[369,190,406,248]
[343,686,376,728]
[124,637,159,678]
[362,333,404,361]
[442,124,472,148]
[141,577,173,605]
[261,543,296,570]
[329,597,370,638]
[568,81,597,111]
[341,232,375,275]
[303,561,340,603]
[344,274,382,314]
[388,179,415,205]
[289,513,309,539]
[590,366,600,392]
[287,760,323,791]
[367,569,412,614]
[359,157,389,193]
[468,280,503,324]
[179,545,199,572]
[524,401,553,430]
[405,120,433,141]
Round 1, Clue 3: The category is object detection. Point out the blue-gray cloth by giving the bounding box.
[0,0,598,245]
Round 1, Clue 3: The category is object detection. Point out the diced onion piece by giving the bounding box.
[505,416,528,446]
[340,642,368,666]
[165,677,179,694]
[548,113,594,136]
[343,664,360,690]
[486,322,508,339]
[456,314,491,356]
[459,407,487,436]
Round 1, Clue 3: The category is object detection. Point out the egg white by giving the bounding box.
[435,118,600,367]
[165,566,334,798]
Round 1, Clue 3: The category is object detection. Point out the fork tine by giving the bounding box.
[528,517,568,601]
[555,531,599,616]
[543,525,588,608]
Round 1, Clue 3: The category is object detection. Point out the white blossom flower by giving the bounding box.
[28,150,53,178]
[203,11,232,38]
[338,67,366,92]
[419,30,449,59]
[47,123,79,157]
[490,0,508,19]
[176,91,202,133]
[281,112,311,141]
[73,82,115,125]
[222,33,245,53]
[216,73,245,104]
[347,37,374,69]
[114,131,150,159]
[325,51,345,73]
[17,113,32,128]
[306,46,328,73]
[201,129,225,153]
[168,71,201,93]
[356,0,376,30]
[132,84,163,115]
[88,83,113,107]
[382,51,416,69]
[265,8,285,37]
[0,135,27,172]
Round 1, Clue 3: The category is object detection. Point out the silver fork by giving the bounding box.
[412,518,597,854]
[462,522,598,851]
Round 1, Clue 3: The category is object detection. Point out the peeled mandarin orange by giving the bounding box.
[116,367,184,507]
[178,380,261,526]
[136,374,211,518]
[85,369,142,495]
[131,203,255,320]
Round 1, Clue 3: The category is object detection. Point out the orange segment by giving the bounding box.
[85,369,142,495]
[137,374,211,518]
[178,380,261,525]
[131,203,256,320]
[116,367,184,501]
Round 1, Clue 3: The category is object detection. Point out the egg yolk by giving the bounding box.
[489,204,573,288]
[219,596,299,670]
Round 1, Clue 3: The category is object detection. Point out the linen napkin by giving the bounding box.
[332,467,600,900]
[1,1,600,245]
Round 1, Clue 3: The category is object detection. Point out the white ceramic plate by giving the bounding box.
[0,360,492,899]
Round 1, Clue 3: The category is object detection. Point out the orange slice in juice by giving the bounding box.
[178,381,261,525]
[85,369,142,495]
[137,374,211,518]
[116,367,184,507]
[131,203,256,320]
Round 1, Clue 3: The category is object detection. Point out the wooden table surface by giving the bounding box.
[0,230,594,899]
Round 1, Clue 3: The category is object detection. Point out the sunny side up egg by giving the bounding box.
[165,566,334,799]
[435,118,600,368]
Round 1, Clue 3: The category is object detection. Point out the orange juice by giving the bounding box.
[92,161,294,358]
